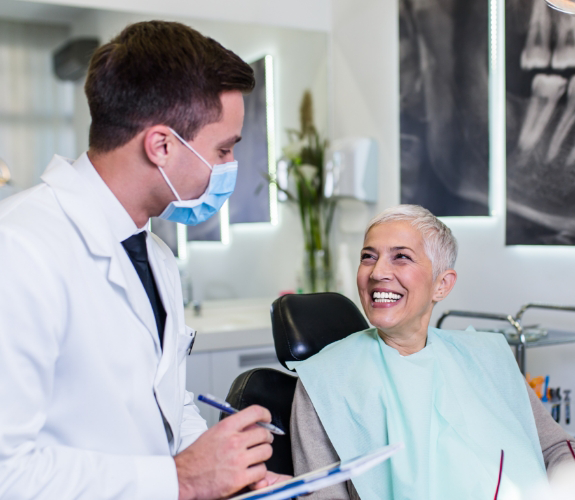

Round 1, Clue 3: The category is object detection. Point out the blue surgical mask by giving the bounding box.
[157,128,238,225]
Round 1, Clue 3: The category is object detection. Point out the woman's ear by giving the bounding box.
[143,125,173,167]
[432,269,457,302]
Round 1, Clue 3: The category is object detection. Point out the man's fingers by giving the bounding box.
[242,426,273,449]
[243,463,268,487]
[243,442,273,466]
[250,478,269,490]
[250,471,292,491]
[224,405,272,431]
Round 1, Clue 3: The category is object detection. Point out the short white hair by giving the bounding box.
[365,204,458,279]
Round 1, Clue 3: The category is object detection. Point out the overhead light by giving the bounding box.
[546,0,575,14]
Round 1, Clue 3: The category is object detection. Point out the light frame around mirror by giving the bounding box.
[175,53,277,258]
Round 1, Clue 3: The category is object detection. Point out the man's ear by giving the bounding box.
[432,269,457,303]
[142,125,173,167]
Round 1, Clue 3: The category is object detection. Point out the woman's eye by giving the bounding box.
[361,253,375,261]
[395,253,411,260]
[219,149,231,157]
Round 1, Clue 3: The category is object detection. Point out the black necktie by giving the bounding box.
[122,232,166,348]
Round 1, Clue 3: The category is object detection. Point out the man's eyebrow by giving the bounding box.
[217,135,242,148]
[361,246,377,253]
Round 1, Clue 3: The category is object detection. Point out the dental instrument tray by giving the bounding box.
[436,303,575,375]
[484,325,548,342]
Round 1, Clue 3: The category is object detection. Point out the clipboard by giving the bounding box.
[230,442,404,500]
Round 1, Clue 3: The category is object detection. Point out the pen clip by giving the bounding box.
[187,329,197,355]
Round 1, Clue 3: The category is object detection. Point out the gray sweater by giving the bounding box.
[291,379,575,500]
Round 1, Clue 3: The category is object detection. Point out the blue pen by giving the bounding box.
[198,394,286,436]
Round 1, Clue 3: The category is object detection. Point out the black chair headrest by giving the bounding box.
[224,368,297,476]
[271,292,369,370]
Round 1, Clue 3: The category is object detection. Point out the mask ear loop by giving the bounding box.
[157,165,183,202]
[169,127,213,171]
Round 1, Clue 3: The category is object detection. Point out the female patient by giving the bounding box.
[290,205,575,500]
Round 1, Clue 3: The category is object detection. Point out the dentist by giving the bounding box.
[0,21,281,500]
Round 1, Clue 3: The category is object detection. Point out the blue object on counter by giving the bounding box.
[542,376,550,402]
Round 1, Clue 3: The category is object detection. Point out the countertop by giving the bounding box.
[184,297,277,352]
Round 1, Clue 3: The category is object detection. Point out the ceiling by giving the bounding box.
[0,0,89,25]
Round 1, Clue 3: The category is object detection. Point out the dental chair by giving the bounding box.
[222,292,369,475]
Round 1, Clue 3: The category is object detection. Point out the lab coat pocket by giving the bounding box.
[177,327,196,364]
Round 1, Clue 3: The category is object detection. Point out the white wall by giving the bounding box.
[331,0,575,434]
[23,0,331,32]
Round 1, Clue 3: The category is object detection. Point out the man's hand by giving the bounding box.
[175,405,274,500]
[250,470,292,491]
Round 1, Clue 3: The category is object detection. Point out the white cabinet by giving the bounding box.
[186,344,293,427]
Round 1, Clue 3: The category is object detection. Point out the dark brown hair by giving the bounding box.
[85,21,255,153]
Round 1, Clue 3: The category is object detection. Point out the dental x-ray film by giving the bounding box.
[506,0,575,245]
[399,0,490,217]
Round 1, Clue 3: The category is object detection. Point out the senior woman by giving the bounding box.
[289,205,575,500]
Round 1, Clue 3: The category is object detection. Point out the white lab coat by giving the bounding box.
[0,155,208,499]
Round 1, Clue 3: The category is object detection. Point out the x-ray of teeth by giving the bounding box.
[518,74,567,153]
[547,76,575,161]
[400,0,489,216]
[507,0,575,245]
[551,11,575,68]
[521,0,553,70]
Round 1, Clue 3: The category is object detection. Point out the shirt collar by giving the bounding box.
[74,152,144,242]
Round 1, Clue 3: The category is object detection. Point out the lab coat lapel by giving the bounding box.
[147,235,184,451]
[41,155,161,354]
[147,236,178,372]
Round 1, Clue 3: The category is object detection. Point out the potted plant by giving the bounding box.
[277,91,337,292]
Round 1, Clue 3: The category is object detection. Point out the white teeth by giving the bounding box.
[372,291,402,302]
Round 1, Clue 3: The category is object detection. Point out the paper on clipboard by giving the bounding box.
[230,442,404,500]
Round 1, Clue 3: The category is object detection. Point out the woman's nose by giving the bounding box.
[370,261,393,281]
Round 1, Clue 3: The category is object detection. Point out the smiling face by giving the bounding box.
[357,220,456,340]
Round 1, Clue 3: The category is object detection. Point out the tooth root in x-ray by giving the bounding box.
[565,129,575,164]
[518,74,567,153]
[521,0,553,69]
[552,12,575,69]
[566,140,575,165]
[547,77,575,162]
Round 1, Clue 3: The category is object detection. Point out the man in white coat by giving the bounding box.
[0,21,282,500]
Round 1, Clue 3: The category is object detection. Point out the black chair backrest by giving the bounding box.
[223,367,298,476]
[271,292,369,370]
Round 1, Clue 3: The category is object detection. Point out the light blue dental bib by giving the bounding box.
[289,328,546,500]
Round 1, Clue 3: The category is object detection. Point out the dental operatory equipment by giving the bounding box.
[437,303,575,375]
[550,388,562,423]
[527,374,545,399]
